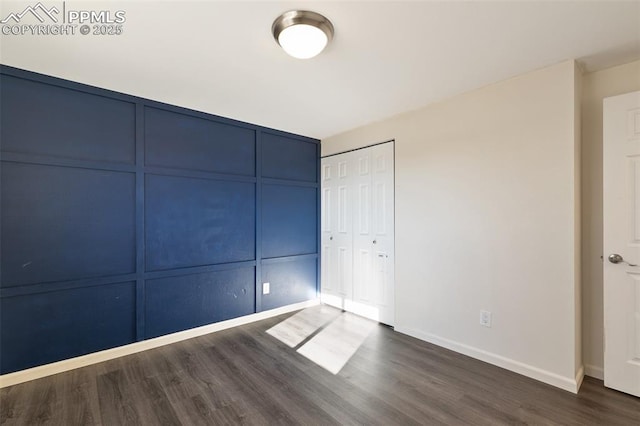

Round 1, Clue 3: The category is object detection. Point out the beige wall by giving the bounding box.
[322,61,582,392]
[581,60,640,379]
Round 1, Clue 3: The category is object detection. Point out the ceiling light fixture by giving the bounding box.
[272,10,334,59]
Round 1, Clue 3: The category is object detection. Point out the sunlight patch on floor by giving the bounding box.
[296,312,376,374]
[267,306,377,374]
[266,304,342,348]
[266,306,376,376]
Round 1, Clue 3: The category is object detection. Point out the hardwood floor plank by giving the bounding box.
[246,331,380,425]
[342,354,467,424]
[61,369,101,426]
[23,376,61,425]
[218,331,346,425]
[96,370,142,425]
[136,376,182,425]
[202,343,301,425]
[3,308,640,425]
[0,386,21,426]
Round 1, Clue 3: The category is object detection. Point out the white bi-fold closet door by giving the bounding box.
[320,142,394,326]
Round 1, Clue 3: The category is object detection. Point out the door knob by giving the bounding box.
[373,239,377,244]
[330,236,333,241]
[608,253,637,266]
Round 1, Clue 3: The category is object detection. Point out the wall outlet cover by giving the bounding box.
[480,310,492,327]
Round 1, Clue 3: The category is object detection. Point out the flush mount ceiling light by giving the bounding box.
[272,10,334,59]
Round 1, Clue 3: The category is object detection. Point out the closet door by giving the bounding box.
[350,143,394,325]
[320,152,353,307]
[370,143,394,325]
[351,148,376,317]
[320,142,394,326]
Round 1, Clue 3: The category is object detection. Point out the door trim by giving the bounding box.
[321,139,395,159]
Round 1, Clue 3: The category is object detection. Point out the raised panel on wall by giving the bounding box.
[145,107,256,176]
[0,75,135,164]
[261,258,317,311]
[1,162,136,287]
[0,281,136,374]
[0,65,319,375]
[262,184,317,258]
[262,133,317,182]
[145,268,255,339]
[145,174,255,271]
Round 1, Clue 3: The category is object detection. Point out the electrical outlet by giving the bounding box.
[480,310,492,327]
[262,282,270,295]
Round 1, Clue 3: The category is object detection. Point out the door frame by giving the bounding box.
[320,139,396,325]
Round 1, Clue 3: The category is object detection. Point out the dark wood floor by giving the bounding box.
[2,309,639,425]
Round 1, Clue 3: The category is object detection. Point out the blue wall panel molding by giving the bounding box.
[0,281,136,373]
[145,106,256,176]
[1,75,136,165]
[0,64,320,374]
[262,132,317,182]
[262,184,318,259]
[1,162,136,287]
[145,267,255,339]
[261,257,318,311]
[145,174,256,271]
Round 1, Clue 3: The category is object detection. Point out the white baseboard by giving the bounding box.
[575,365,585,392]
[584,364,604,380]
[395,326,583,394]
[0,299,319,389]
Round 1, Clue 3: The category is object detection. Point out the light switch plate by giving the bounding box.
[262,282,270,295]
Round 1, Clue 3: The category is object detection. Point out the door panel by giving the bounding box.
[353,149,373,307]
[354,248,372,303]
[371,143,395,325]
[375,250,391,317]
[604,90,640,397]
[338,246,349,296]
[321,244,332,293]
[321,167,333,294]
[336,155,353,299]
[321,162,335,295]
[339,185,349,233]
[358,184,370,234]
[321,152,353,305]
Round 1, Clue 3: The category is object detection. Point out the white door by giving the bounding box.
[321,152,353,306]
[351,147,377,319]
[603,90,640,397]
[321,142,395,326]
[370,143,395,325]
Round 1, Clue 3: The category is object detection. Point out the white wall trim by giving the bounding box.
[395,326,583,394]
[0,299,319,389]
[575,365,585,392]
[584,364,604,380]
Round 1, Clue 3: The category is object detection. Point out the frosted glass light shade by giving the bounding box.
[278,24,328,59]
[272,10,334,60]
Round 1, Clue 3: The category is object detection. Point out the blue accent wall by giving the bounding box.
[0,65,320,374]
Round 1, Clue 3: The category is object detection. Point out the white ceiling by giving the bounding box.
[1,1,639,139]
